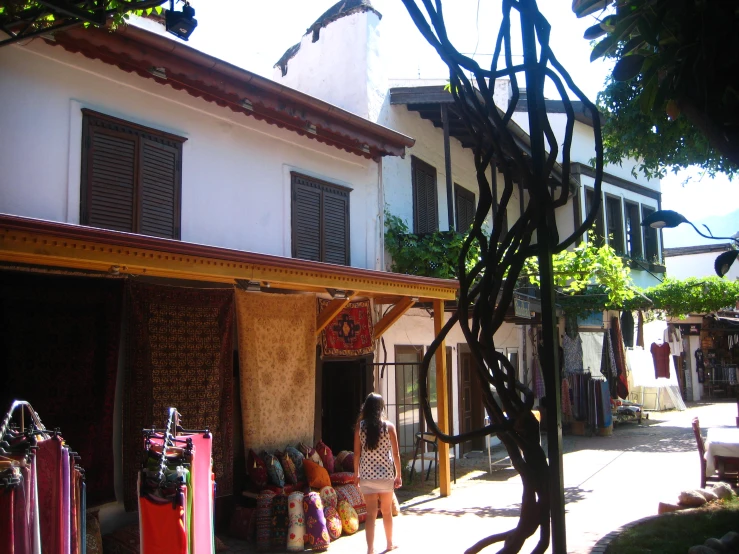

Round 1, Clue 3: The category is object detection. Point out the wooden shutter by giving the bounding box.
[139,139,181,239]
[291,173,350,265]
[81,110,184,239]
[323,186,349,265]
[412,157,438,233]
[455,184,475,231]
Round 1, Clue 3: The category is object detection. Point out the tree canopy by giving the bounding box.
[573,0,739,179]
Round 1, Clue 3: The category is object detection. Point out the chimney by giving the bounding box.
[273,0,386,122]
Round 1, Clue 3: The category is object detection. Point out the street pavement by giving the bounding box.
[220,400,739,553]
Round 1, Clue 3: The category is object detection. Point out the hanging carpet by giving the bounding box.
[122,282,234,511]
[235,290,316,456]
[0,271,124,506]
[318,298,374,357]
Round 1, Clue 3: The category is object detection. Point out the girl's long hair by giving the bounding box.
[358,393,385,450]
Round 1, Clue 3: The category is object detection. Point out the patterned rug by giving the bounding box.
[122,282,234,511]
[318,298,374,357]
[235,290,316,456]
[0,271,124,506]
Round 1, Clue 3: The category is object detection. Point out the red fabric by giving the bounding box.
[139,492,188,554]
[318,299,374,356]
[650,342,671,379]
[37,436,64,554]
[0,486,13,554]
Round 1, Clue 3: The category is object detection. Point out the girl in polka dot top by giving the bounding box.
[353,392,401,554]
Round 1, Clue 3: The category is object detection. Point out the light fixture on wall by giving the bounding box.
[165,0,198,41]
[240,99,254,111]
[149,66,168,80]
[245,281,261,292]
[329,289,348,299]
[305,123,317,135]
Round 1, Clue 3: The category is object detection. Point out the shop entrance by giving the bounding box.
[321,357,372,453]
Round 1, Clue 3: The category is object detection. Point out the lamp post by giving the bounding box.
[641,210,739,276]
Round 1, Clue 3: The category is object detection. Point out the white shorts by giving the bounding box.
[359,478,394,496]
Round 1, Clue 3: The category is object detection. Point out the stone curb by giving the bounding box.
[589,513,663,553]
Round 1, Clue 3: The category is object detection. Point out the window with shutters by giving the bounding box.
[291,172,350,265]
[584,187,605,247]
[454,184,475,231]
[411,156,438,233]
[605,195,625,255]
[80,109,184,239]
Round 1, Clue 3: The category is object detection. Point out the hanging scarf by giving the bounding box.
[636,310,645,348]
[611,317,629,399]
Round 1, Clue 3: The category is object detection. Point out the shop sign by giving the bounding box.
[514,298,531,319]
[678,324,701,335]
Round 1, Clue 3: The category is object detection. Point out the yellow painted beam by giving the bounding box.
[0,224,458,300]
[316,297,352,336]
[372,297,415,341]
[434,299,451,497]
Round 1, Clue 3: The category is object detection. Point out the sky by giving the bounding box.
[181,0,739,247]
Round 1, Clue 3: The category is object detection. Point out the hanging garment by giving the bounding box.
[610,317,629,399]
[666,326,683,355]
[188,434,214,554]
[0,484,14,554]
[139,492,189,554]
[601,331,618,398]
[598,381,613,429]
[695,349,705,383]
[563,333,584,373]
[529,327,546,399]
[636,311,645,347]
[650,342,671,379]
[37,436,64,554]
[565,314,579,339]
[561,378,572,421]
[621,311,635,347]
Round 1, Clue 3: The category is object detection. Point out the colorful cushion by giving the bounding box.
[319,485,338,510]
[303,492,330,551]
[315,440,335,473]
[285,446,306,481]
[337,500,359,534]
[341,452,355,473]
[298,442,323,466]
[276,449,299,485]
[247,449,268,489]
[324,506,342,540]
[262,451,285,488]
[303,459,331,489]
[335,483,367,523]
[271,493,289,551]
[256,490,275,552]
[334,450,350,470]
[287,491,306,552]
[330,472,355,486]
[263,482,306,495]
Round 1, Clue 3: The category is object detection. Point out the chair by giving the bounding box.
[692,417,739,488]
[408,431,456,488]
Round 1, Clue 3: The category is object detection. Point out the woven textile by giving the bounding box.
[255,491,275,552]
[0,272,124,505]
[318,298,374,357]
[271,493,289,551]
[287,492,306,552]
[123,282,235,510]
[235,291,317,453]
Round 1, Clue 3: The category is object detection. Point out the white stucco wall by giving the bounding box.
[666,251,739,281]
[273,10,386,122]
[0,40,382,269]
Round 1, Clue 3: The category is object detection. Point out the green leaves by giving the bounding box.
[613,54,645,81]
[572,0,611,18]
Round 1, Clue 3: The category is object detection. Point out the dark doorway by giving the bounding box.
[458,351,485,453]
[321,357,372,452]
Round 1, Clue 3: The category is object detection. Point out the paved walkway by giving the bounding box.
[221,400,739,553]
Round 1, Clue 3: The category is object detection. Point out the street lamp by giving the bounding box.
[641,209,739,277]
[165,0,197,41]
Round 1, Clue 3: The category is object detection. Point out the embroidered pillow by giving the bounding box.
[247,449,268,489]
[261,451,285,488]
[271,493,289,551]
[342,452,355,473]
[298,442,323,466]
[337,500,359,534]
[315,440,335,473]
[330,472,355,486]
[303,459,331,489]
[276,450,298,485]
[324,506,342,540]
[287,492,305,552]
[319,486,338,510]
[335,483,367,523]
[285,446,306,481]
[334,450,350,470]
[256,490,275,552]
[303,492,330,551]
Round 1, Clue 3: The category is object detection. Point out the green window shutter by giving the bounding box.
[292,175,322,262]
[139,138,181,239]
[81,110,184,240]
[412,157,438,233]
[455,184,475,231]
[83,123,136,233]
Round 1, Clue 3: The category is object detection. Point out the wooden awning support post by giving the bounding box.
[316,297,352,336]
[372,297,416,341]
[433,299,451,496]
